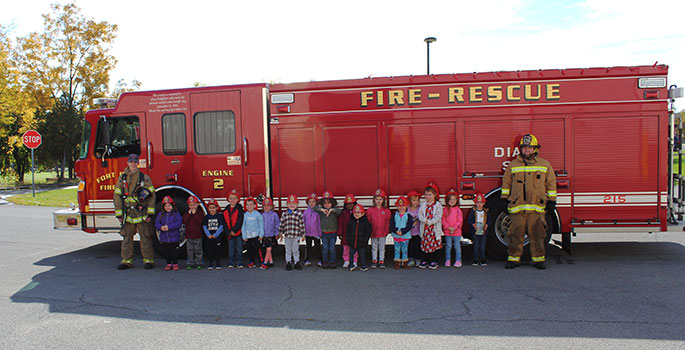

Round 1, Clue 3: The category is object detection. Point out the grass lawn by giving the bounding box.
[0,171,77,187]
[7,188,77,207]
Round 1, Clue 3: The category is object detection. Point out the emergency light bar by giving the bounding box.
[638,77,666,88]
[93,98,117,108]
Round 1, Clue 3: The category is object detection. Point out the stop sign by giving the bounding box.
[22,130,42,149]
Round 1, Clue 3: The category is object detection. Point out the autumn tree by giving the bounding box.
[14,2,118,180]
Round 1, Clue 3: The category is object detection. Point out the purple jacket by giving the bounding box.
[262,210,280,237]
[155,211,183,243]
[303,207,322,238]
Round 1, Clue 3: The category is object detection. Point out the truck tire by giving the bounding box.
[485,195,557,261]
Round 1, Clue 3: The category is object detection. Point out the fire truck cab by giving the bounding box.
[54,64,684,260]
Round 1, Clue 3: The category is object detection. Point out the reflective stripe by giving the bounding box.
[120,259,133,264]
[113,188,122,195]
[126,216,143,224]
[507,256,521,262]
[114,210,123,216]
[501,188,511,195]
[147,207,155,215]
[532,256,546,262]
[508,204,546,213]
[147,186,155,192]
[511,166,548,173]
[143,259,155,263]
[547,191,557,197]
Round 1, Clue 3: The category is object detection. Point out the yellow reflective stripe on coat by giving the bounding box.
[147,185,155,192]
[114,209,123,216]
[508,256,521,262]
[126,216,143,224]
[147,207,155,215]
[547,190,557,197]
[510,166,548,173]
[532,256,546,262]
[113,188,122,195]
[508,204,546,213]
[501,188,511,195]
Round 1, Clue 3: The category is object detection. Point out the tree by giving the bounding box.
[14,3,118,180]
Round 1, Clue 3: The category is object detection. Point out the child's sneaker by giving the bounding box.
[238,264,245,269]
[342,261,350,268]
[164,264,172,271]
[186,265,193,270]
[172,264,179,271]
[286,262,293,271]
[304,260,311,267]
[294,262,303,270]
[360,266,369,271]
[472,261,479,267]
[227,264,234,269]
[247,262,256,268]
[407,259,416,267]
[480,260,488,267]
[428,262,438,270]
[267,262,274,268]
[317,261,323,267]
[349,264,357,271]
[419,261,428,269]
[207,265,214,270]
[196,265,202,270]
[215,265,222,270]
[379,261,385,269]
[444,260,451,267]
[371,260,377,269]
[454,261,462,268]
[260,263,268,270]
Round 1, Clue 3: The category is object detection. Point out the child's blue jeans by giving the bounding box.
[321,232,337,264]
[393,240,409,261]
[473,234,487,261]
[228,235,243,266]
[444,235,462,262]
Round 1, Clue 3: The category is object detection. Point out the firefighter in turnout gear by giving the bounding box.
[500,134,557,270]
[113,154,157,270]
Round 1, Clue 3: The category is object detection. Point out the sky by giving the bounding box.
[2,0,685,99]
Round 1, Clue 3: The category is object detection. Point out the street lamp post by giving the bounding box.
[424,37,436,75]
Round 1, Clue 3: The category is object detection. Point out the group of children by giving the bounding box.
[152,183,492,272]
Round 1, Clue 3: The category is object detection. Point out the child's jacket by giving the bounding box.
[155,211,183,243]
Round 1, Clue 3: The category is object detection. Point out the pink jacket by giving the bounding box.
[442,206,463,236]
[366,206,391,238]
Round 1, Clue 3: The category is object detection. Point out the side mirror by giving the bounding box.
[100,118,111,168]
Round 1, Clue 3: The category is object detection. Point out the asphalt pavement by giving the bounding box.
[1,204,684,349]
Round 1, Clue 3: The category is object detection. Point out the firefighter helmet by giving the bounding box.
[519,134,540,148]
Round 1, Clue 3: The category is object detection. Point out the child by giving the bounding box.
[337,194,359,268]
[279,194,305,270]
[418,183,444,270]
[223,189,244,268]
[346,204,372,271]
[315,191,342,269]
[182,196,204,270]
[202,198,226,269]
[467,193,491,267]
[389,196,414,269]
[442,189,464,268]
[367,188,390,269]
[241,197,265,269]
[406,190,422,267]
[155,196,183,271]
[261,197,280,268]
[303,193,322,267]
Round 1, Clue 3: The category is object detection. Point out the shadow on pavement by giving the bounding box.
[10,240,685,339]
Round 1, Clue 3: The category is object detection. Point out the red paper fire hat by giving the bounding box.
[353,204,365,214]
[395,196,408,207]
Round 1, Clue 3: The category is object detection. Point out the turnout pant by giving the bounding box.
[507,211,547,263]
[120,222,154,264]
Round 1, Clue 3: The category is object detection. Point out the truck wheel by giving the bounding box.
[485,195,557,261]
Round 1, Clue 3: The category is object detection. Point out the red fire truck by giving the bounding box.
[54,64,684,259]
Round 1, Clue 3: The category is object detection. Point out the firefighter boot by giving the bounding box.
[143,258,155,269]
[534,261,547,270]
[117,259,133,270]
[505,261,520,269]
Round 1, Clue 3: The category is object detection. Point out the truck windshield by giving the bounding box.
[78,121,91,159]
[94,116,140,159]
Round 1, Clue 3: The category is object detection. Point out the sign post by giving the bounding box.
[22,130,42,197]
